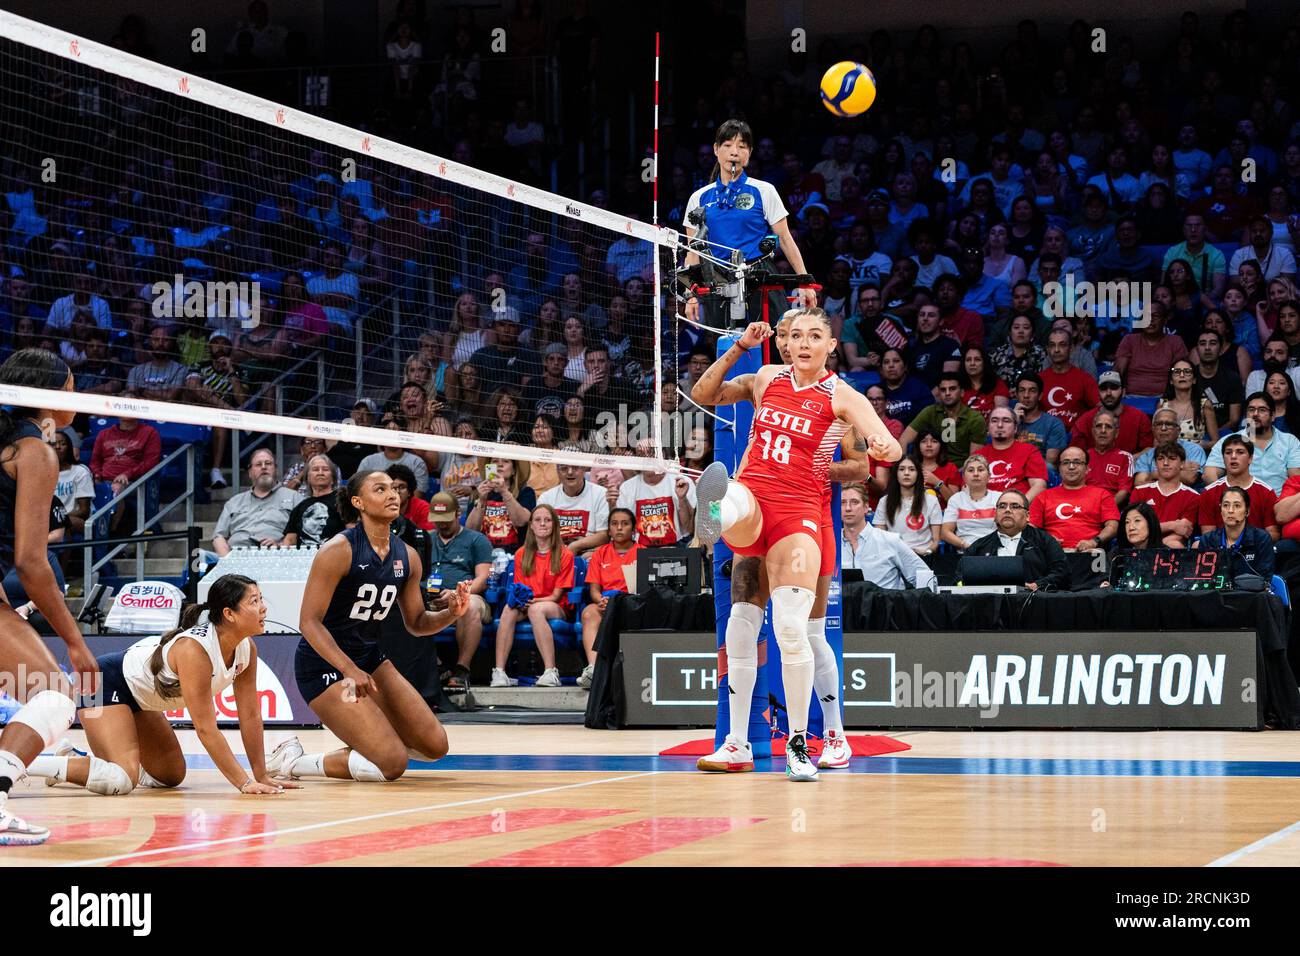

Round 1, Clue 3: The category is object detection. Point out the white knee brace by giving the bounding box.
[9,690,76,749]
[86,758,135,796]
[724,602,764,665]
[347,750,389,782]
[770,586,814,664]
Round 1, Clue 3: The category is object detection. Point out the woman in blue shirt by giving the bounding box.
[1195,486,1275,580]
[682,119,818,325]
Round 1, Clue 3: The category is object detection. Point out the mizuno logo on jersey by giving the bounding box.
[755,406,813,435]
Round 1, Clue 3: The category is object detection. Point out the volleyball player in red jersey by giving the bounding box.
[692,309,901,780]
[695,315,869,774]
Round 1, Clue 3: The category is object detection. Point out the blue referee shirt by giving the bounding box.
[684,176,789,263]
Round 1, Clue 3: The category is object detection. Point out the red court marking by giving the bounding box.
[473,816,766,867]
[843,858,1065,867]
[111,814,278,867]
[49,817,132,844]
[162,807,626,867]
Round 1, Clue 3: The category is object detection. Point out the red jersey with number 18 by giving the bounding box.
[738,368,849,507]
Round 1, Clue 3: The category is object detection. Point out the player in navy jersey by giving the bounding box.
[683,119,819,326]
[0,349,99,845]
[268,469,470,784]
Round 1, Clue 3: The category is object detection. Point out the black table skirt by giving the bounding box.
[584,586,1300,729]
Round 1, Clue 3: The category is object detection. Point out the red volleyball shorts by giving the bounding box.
[725,482,834,578]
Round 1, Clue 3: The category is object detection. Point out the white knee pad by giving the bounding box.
[724,602,764,665]
[347,750,389,782]
[9,690,76,749]
[770,586,814,664]
[86,758,135,796]
[137,767,178,789]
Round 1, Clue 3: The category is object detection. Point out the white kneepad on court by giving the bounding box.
[770,585,814,662]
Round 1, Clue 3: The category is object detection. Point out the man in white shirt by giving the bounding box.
[46,265,113,331]
[1228,216,1298,282]
[538,462,610,555]
[839,483,936,589]
[616,442,696,547]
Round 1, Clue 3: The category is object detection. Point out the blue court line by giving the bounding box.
[178,753,1300,778]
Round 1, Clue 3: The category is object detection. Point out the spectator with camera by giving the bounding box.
[467,454,536,551]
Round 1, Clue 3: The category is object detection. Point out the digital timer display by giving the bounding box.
[1113,548,1231,591]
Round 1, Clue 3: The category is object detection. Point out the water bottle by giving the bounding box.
[489,549,509,589]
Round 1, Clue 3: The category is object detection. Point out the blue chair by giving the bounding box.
[1271,575,1290,607]
[511,556,588,650]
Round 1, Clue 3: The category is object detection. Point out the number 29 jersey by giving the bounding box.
[318,524,411,654]
[737,368,848,508]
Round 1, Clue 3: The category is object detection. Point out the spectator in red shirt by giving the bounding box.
[933,274,984,352]
[1039,327,1100,431]
[973,406,1048,500]
[1128,443,1201,547]
[1071,371,1155,454]
[1083,409,1135,506]
[491,504,575,689]
[1030,446,1120,550]
[578,507,639,689]
[89,404,163,533]
[960,345,1012,424]
[1197,435,1280,539]
[387,463,433,530]
[89,414,161,490]
[1114,301,1189,411]
[1274,471,1300,540]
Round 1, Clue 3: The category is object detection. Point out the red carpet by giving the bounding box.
[659,734,910,758]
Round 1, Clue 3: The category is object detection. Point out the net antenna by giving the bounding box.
[0,9,685,472]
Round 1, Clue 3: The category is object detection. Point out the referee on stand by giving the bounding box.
[682,119,818,327]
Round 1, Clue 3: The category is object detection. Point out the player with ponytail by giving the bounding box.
[0,349,101,843]
[28,574,295,797]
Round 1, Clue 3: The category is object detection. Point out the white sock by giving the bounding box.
[288,752,328,778]
[719,482,753,533]
[771,586,815,739]
[724,603,764,748]
[0,750,25,790]
[807,618,844,735]
[27,754,68,783]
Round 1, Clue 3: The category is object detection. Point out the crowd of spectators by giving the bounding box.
[20,5,1300,679]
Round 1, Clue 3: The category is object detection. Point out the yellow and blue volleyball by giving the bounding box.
[819,61,877,117]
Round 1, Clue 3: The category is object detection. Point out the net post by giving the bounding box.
[710,332,772,758]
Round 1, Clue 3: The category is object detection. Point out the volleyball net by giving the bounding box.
[0,9,692,475]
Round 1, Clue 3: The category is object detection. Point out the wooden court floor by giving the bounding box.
[5,726,1300,867]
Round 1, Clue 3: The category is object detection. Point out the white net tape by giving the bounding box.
[0,384,683,474]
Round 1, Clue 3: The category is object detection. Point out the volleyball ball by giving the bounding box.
[820,61,876,117]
